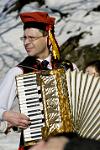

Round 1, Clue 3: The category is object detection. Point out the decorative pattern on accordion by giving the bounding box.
[40,69,74,139]
[16,69,100,147]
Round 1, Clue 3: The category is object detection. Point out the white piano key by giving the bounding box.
[29,114,44,120]
[25,111,42,117]
[24,127,41,133]
[20,102,40,108]
[27,112,43,118]
[20,108,41,114]
[21,97,39,101]
[17,80,34,85]
[18,84,37,90]
[17,75,36,81]
[24,128,42,135]
[24,131,41,136]
[24,132,42,138]
[19,99,42,105]
[17,85,40,90]
[17,82,37,88]
[25,136,42,142]
[20,107,43,113]
[30,119,43,124]
[19,93,41,99]
[18,88,38,93]
[30,123,45,128]
[30,120,44,125]
[20,101,40,106]
[20,102,42,107]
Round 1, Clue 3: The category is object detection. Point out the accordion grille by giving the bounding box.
[66,69,100,140]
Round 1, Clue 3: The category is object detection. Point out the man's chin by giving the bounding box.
[27,53,35,57]
[28,52,41,58]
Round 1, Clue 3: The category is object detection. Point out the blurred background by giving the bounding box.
[0,0,100,80]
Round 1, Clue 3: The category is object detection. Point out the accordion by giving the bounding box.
[16,69,100,147]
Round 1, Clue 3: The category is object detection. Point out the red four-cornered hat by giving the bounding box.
[20,11,55,31]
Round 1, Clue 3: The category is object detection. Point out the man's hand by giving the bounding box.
[3,111,30,129]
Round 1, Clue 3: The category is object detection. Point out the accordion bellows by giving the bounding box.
[16,69,100,146]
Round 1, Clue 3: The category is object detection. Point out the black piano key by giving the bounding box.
[24,83,37,87]
[22,94,39,100]
[24,128,41,134]
[30,124,44,129]
[25,136,42,142]
[27,104,40,108]
[39,98,42,102]
[22,110,41,116]
[26,97,39,101]
[25,134,42,140]
[26,101,40,105]
[25,88,38,92]
[23,76,36,80]
[23,79,36,83]
[31,135,42,139]
[30,121,43,126]
[38,90,41,94]
[20,100,40,105]
[17,81,37,87]
[25,97,42,103]
[25,91,39,95]
[28,109,41,113]
[24,110,41,116]
[20,101,40,106]
[30,130,42,135]
[30,118,43,122]
[30,120,44,125]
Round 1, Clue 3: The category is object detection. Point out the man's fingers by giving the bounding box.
[18,119,31,128]
[21,113,30,120]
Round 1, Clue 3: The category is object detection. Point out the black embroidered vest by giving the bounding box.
[17,56,73,73]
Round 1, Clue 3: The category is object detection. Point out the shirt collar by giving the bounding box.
[37,54,51,63]
[37,54,52,69]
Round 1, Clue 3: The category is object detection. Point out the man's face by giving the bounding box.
[23,28,49,59]
[85,66,99,76]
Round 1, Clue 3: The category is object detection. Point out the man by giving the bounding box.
[29,132,79,150]
[29,135,100,150]
[0,11,73,150]
[85,60,100,76]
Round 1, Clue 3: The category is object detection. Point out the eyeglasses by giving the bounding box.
[20,36,44,42]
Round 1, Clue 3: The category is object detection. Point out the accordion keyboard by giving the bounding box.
[16,73,44,145]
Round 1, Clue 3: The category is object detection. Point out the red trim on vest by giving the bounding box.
[18,146,25,150]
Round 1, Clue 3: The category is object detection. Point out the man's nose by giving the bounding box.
[24,37,30,44]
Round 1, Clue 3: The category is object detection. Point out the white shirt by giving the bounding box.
[0,67,23,121]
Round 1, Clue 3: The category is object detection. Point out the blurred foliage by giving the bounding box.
[60,34,100,70]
